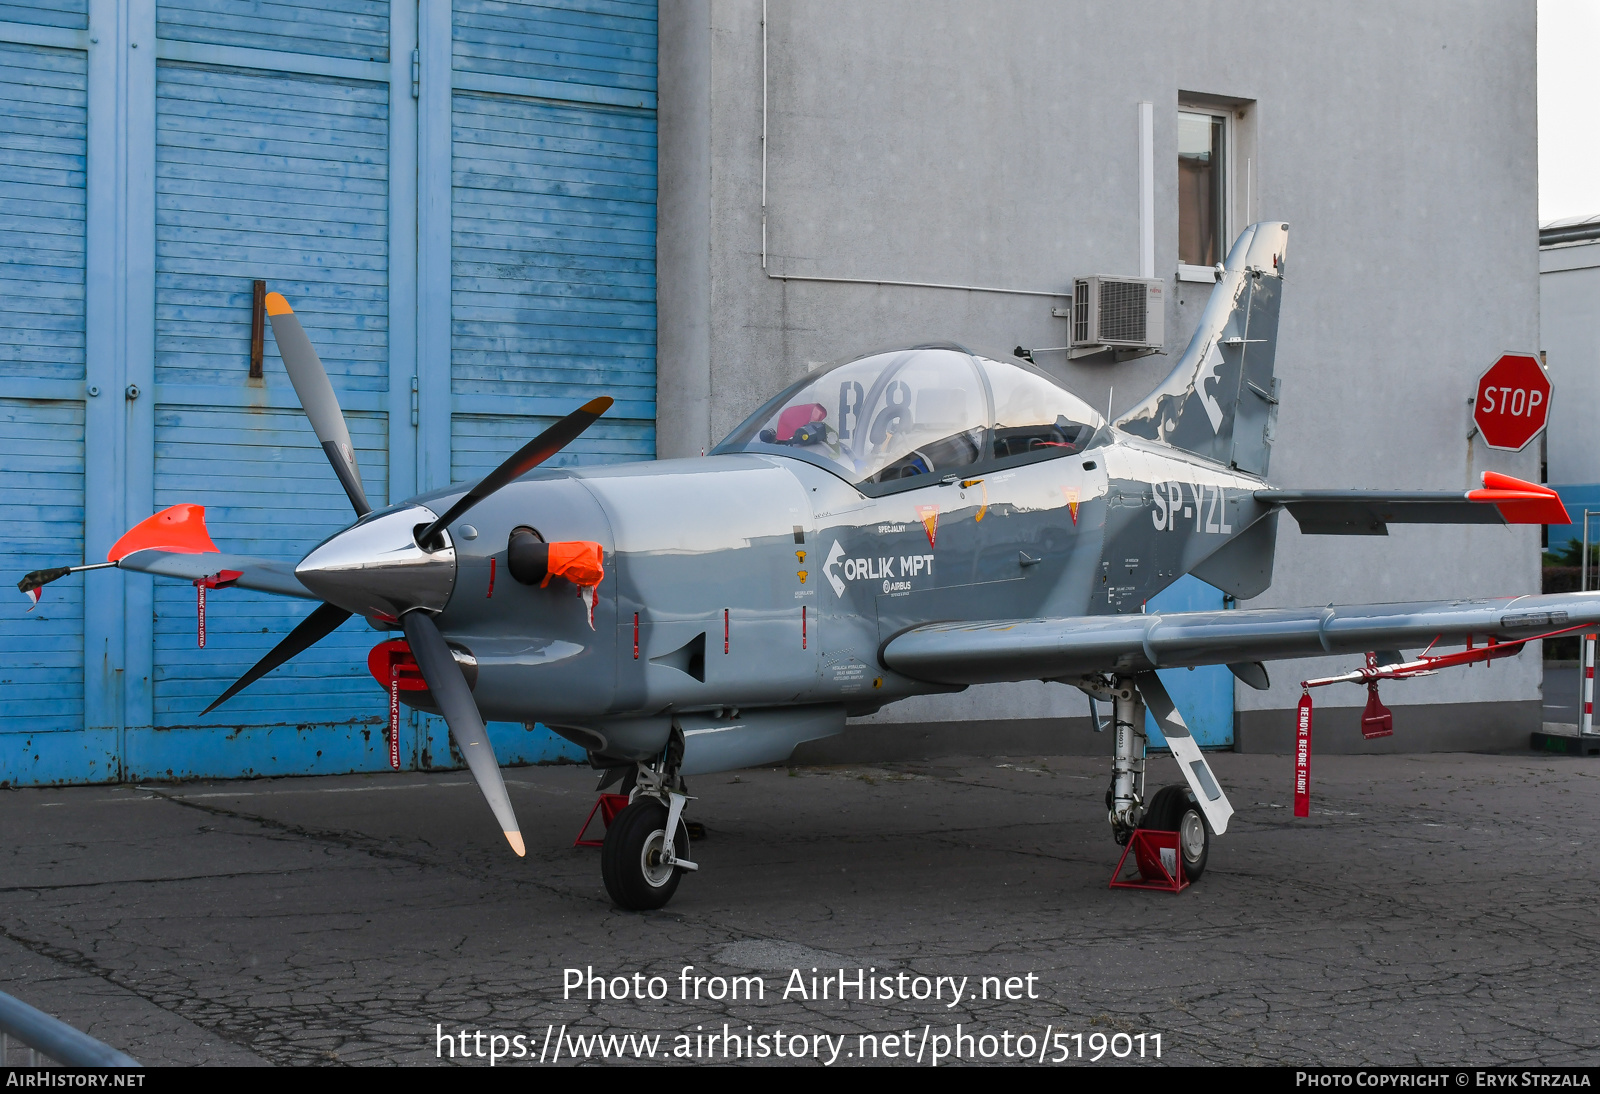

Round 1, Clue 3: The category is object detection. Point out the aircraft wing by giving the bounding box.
[116,548,317,601]
[880,591,1600,686]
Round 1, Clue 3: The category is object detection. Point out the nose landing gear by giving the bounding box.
[599,739,699,911]
[601,796,695,909]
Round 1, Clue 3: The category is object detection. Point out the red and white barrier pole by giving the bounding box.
[1584,511,1595,737]
[1583,634,1596,737]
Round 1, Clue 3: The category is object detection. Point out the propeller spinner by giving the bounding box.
[202,293,612,857]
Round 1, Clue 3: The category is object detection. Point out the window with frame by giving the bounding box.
[1178,109,1227,268]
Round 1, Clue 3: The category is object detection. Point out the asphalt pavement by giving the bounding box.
[1545,664,1579,726]
[2,749,1598,1067]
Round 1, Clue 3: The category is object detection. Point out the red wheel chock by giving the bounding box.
[1108,828,1189,894]
[573,793,631,848]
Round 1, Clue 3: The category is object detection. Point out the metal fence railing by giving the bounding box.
[0,989,139,1068]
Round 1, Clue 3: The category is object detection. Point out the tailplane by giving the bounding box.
[1117,221,1289,475]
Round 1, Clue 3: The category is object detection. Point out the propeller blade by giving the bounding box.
[401,609,524,856]
[202,601,353,715]
[264,293,372,518]
[416,396,612,550]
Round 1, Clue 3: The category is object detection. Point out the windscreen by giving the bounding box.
[982,357,1101,459]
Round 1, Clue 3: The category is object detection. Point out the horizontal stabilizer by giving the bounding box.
[1258,472,1567,535]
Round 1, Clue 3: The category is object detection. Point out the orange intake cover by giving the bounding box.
[541,541,605,588]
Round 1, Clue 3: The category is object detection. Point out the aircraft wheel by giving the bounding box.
[601,799,690,911]
[1143,784,1209,881]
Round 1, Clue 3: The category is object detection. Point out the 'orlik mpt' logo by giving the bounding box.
[824,541,846,596]
[824,540,933,598]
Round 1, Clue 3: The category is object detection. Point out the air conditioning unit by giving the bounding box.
[1070,276,1164,351]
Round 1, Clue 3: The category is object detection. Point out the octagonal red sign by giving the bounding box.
[1473,353,1551,451]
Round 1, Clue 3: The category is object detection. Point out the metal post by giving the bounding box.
[0,989,137,1067]
[1584,510,1591,594]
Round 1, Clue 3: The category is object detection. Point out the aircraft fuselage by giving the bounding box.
[383,436,1268,765]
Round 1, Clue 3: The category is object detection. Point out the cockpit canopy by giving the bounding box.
[712,344,1105,491]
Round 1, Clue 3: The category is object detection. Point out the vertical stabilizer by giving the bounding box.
[1116,222,1289,475]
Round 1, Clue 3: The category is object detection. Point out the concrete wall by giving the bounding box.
[659,0,1543,750]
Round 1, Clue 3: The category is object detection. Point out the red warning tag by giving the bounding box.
[192,570,242,649]
[387,666,402,770]
[1294,691,1312,817]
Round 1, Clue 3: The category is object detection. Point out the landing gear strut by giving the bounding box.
[600,733,699,911]
[1079,676,1147,844]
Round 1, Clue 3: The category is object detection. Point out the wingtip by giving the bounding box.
[581,396,614,415]
[107,503,219,563]
[505,830,526,856]
[264,292,292,316]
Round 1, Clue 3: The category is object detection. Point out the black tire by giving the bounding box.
[1142,784,1209,881]
[601,799,690,911]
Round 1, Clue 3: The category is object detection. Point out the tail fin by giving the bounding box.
[1117,221,1289,475]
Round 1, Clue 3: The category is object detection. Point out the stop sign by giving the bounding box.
[1472,353,1551,451]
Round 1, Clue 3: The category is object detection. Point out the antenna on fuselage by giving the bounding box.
[1106,386,1114,424]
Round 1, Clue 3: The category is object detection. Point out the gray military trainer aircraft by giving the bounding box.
[21,221,1594,910]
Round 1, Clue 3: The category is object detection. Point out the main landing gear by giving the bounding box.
[1076,673,1215,883]
[598,738,699,911]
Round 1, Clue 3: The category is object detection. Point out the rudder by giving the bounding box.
[1117,221,1289,475]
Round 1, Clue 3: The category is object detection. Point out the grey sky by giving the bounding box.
[1539,0,1600,223]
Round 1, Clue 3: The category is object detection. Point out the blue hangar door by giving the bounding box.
[448,0,658,482]
[149,53,395,777]
[0,0,658,786]
[1143,575,1234,750]
[0,31,94,785]
[442,1,658,768]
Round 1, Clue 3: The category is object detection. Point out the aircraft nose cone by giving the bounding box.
[295,505,456,619]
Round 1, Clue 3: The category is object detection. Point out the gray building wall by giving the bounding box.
[1541,240,1600,489]
[659,0,1543,752]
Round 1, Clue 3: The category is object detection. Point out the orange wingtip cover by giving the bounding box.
[1480,471,1552,493]
[108,504,220,562]
[1468,472,1569,526]
[264,292,292,316]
